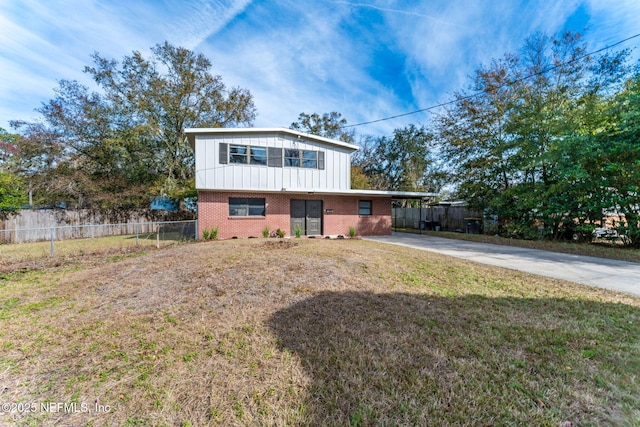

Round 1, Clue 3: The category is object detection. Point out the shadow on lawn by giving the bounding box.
[268,291,640,426]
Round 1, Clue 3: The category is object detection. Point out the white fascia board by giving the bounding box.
[198,188,439,198]
[185,127,360,151]
[342,189,440,198]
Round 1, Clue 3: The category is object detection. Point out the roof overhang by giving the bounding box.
[185,127,360,152]
[197,188,439,199]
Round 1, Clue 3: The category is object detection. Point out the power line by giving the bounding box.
[342,32,640,129]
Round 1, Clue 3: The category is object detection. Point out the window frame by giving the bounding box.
[223,143,323,170]
[227,144,269,166]
[284,149,301,167]
[228,198,266,217]
[229,144,248,164]
[249,146,267,165]
[284,149,319,169]
[301,150,318,169]
[359,200,372,216]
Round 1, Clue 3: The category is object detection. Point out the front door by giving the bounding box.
[290,199,323,236]
[305,200,322,236]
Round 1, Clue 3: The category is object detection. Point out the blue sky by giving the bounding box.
[1,0,639,136]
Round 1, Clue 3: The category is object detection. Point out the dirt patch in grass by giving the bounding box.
[0,239,638,426]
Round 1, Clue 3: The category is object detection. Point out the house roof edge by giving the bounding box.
[185,127,359,151]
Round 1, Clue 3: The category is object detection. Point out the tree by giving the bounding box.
[436,31,633,239]
[0,171,27,218]
[289,112,355,144]
[12,41,256,210]
[289,111,372,188]
[0,128,19,166]
[437,55,519,214]
[0,128,29,214]
[594,73,640,247]
[363,124,434,192]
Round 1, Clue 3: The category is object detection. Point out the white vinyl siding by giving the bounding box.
[195,132,352,192]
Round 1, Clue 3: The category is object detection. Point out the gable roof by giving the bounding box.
[185,127,360,152]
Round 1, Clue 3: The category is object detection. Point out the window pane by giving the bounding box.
[229,145,248,164]
[229,198,248,216]
[284,149,300,167]
[250,147,267,165]
[229,197,265,216]
[359,200,372,215]
[248,198,266,216]
[301,150,317,168]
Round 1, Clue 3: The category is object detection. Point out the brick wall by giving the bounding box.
[198,191,392,239]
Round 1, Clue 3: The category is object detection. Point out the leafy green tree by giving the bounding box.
[364,124,434,192]
[437,55,518,213]
[0,128,30,213]
[350,165,371,190]
[436,31,632,239]
[289,112,355,144]
[289,111,374,189]
[0,128,19,166]
[0,171,27,218]
[12,42,256,209]
[595,74,640,246]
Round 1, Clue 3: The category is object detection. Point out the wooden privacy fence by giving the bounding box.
[392,206,484,233]
[0,209,195,244]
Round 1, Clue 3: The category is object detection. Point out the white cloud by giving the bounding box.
[0,0,253,128]
[1,0,639,136]
[586,0,640,56]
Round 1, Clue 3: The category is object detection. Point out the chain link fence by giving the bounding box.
[0,220,196,259]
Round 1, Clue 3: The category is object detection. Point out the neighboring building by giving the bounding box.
[186,127,434,239]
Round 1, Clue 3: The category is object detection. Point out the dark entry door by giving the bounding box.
[290,200,306,236]
[290,200,323,236]
[305,200,322,236]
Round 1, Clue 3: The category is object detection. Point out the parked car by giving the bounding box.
[592,227,618,239]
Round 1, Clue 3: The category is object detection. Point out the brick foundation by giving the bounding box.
[197,191,392,239]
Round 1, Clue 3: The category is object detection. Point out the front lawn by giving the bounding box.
[0,239,638,426]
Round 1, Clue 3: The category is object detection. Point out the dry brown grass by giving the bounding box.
[0,238,639,426]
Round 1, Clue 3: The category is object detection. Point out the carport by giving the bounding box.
[391,194,438,233]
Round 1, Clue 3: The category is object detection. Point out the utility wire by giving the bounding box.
[342,32,640,129]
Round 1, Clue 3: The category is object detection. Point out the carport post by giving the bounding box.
[393,200,396,231]
[419,198,423,235]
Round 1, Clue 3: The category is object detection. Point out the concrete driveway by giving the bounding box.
[364,232,640,297]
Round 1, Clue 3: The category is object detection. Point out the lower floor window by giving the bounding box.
[229,198,265,216]
[359,200,372,216]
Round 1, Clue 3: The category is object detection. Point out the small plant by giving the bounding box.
[294,225,303,238]
[348,226,357,238]
[202,227,218,241]
[262,226,270,238]
[275,228,286,238]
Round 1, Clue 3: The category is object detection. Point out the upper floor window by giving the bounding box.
[220,143,323,170]
[250,147,267,165]
[229,145,247,164]
[228,145,268,165]
[285,149,318,169]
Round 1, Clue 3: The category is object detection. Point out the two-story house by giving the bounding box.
[186,127,433,239]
